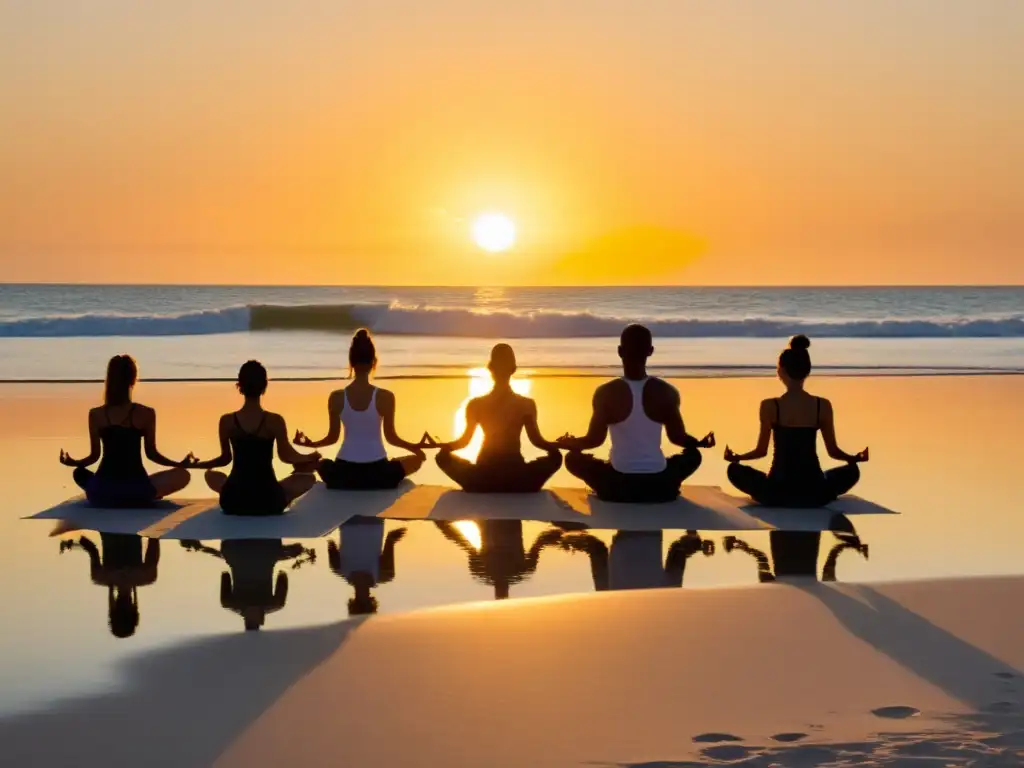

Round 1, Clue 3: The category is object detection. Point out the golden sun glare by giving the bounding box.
[471,212,516,253]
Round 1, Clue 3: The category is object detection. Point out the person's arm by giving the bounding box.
[557,388,610,452]
[295,391,343,449]
[724,400,773,462]
[523,399,558,452]
[60,410,102,468]
[561,533,609,591]
[77,536,103,583]
[272,414,322,466]
[142,408,193,468]
[192,415,234,470]
[662,384,715,450]
[378,527,407,584]
[524,528,564,572]
[378,391,426,457]
[819,399,869,464]
[438,400,480,452]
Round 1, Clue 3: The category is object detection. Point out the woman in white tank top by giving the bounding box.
[296,329,430,490]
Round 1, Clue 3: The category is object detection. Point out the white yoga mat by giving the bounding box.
[26,484,897,538]
[24,496,216,537]
[163,481,420,540]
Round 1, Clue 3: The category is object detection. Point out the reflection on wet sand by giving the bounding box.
[561,530,715,591]
[59,533,159,638]
[180,538,316,630]
[434,520,563,599]
[328,517,406,616]
[724,517,869,582]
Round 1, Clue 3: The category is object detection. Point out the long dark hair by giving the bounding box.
[349,328,377,376]
[104,355,138,407]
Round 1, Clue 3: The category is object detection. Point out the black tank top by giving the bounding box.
[768,398,824,484]
[227,413,277,486]
[95,405,147,481]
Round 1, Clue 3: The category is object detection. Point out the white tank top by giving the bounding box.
[608,378,667,474]
[338,388,388,463]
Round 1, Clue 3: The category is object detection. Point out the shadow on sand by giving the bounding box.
[0,619,363,768]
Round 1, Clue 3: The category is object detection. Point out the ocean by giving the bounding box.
[1,284,1022,381]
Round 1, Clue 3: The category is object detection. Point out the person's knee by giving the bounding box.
[845,463,861,483]
[172,467,191,489]
[564,451,588,476]
[686,448,703,471]
[435,450,453,470]
[726,462,745,483]
[403,455,424,474]
[72,466,91,489]
[545,451,564,471]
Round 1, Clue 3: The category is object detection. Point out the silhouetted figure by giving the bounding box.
[297,329,429,489]
[180,538,315,630]
[60,354,192,507]
[435,344,562,493]
[724,335,868,507]
[328,517,407,615]
[724,524,868,583]
[59,533,160,638]
[193,361,320,515]
[434,520,563,599]
[559,325,714,502]
[562,530,714,590]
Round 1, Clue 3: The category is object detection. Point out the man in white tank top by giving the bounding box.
[558,324,715,502]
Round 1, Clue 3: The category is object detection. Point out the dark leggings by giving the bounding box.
[436,450,562,493]
[318,458,406,490]
[727,462,860,507]
[565,448,703,503]
[73,467,157,508]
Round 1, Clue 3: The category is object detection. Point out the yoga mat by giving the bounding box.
[24,496,215,537]
[163,481,419,540]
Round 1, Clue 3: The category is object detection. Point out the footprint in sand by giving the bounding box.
[700,745,754,761]
[771,732,808,743]
[692,733,743,743]
[871,705,921,719]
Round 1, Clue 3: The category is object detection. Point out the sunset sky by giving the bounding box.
[1,1,1021,286]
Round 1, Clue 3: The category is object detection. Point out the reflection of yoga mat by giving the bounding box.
[164,481,419,540]
[737,494,899,532]
[23,496,215,537]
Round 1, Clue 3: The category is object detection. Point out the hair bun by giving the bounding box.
[789,334,811,351]
[353,328,371,340]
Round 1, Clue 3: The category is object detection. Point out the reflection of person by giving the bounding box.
[723,528,868,582]
[180,538,315,630]
[435,520,563,599]
[724,335,868,507]
[328,517,407,615]
[296,329,428,490]
[558,325,714,503]
[59,533,160,638]
[60,354,192,507]
[434,344,562,493]
[562,530,714,590]
[192,361,320,515]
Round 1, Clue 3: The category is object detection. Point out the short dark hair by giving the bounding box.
[619,324,653,360]
[236,360,268,397]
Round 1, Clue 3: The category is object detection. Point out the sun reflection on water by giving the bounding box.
[452,367,532,461]
[451,521,483,551]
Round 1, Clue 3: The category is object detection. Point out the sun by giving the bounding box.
[471,212,516,253]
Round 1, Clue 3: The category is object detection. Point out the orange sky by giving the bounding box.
[1,1,1021,285]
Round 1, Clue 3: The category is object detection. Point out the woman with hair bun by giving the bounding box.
[723,335,868,507]
[192,360,321,515]
[60,354,193,507]
[296,329,429,489]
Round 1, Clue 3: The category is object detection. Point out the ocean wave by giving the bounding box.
[2,302,1024,339]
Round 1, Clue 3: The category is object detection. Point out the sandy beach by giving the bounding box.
[2,373,1023,765]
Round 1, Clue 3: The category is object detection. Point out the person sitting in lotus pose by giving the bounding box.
[723,334,867,507]
[434,343,562,493]
[296,329,428,490]
[558,324,714,503]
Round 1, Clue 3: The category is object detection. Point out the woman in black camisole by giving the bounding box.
[60,355,193,507]
[723,335,868,507]
[192,361,321,516]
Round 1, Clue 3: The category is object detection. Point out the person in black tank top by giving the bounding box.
[61,355,193,507]
[723,336,868,507]
[192,361,321,516]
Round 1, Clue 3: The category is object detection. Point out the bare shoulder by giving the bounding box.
[594,378,627,401]
[516,393,538,414]
[88,405,104,421]
[375,387,396,405]
[328,388,346,408]
[134,403,156,421]
[816,396,834,415]
[648,377,679,398]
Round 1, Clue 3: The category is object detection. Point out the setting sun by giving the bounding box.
[471,213,516,253]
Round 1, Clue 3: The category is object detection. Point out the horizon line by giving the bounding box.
[3,282,1023,290]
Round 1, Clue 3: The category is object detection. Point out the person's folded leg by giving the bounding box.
[320,458,409,490]
[727,463,779,506]
[436,449,481,491]
[565,452,617,499]
[519,451,563,492]
[822,463,861,502]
